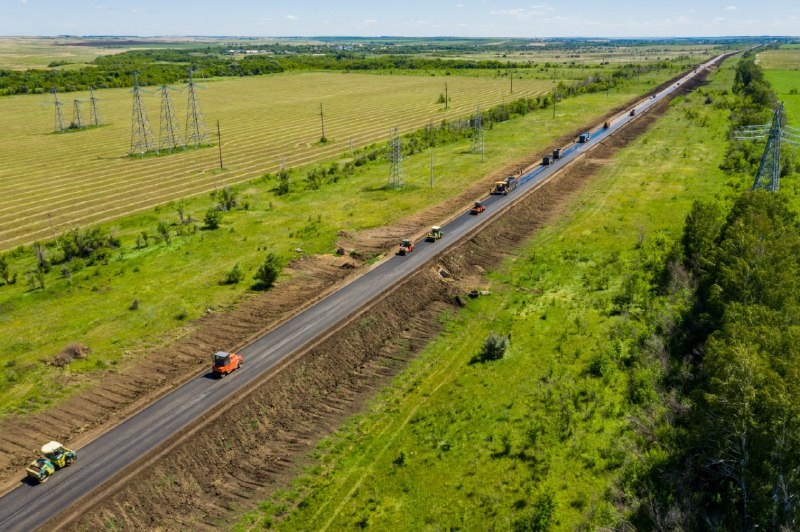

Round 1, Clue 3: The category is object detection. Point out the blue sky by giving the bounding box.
[2,0,799,38]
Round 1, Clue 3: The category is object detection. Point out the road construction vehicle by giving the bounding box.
[552,147,561,160]
[542,154,552,165]
[399,238,414,255]
[470,200,486,215]
[211,351,243,377]
[491,176,518,195]
[579,132,590,143]
[629,109,636,116]
[426,226,443,242]
[603,121,610,129]
[26,441,77,483]
[26,458,55,484]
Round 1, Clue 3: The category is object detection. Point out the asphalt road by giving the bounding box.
[0,54,728,531]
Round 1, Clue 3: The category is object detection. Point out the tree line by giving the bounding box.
[628,49,800,530]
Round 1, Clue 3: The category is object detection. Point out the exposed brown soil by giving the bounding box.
[0,61,715,530]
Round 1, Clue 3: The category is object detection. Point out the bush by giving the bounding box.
[221,263,244,285]
[203,207,223,229]
[254,253,281,290]
[472,332,509,363]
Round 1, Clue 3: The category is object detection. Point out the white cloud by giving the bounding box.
[286,14,298,20]
[726,5,737,10]
[20,0,28,4]
[490,6,553,20]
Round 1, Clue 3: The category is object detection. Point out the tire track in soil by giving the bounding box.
[1,65,714,528]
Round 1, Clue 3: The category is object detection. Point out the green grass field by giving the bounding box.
[233,57,738,531]
[0,64,686,417]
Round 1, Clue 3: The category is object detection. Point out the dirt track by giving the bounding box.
[0,65,713,529]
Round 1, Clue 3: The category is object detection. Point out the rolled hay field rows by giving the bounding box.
[0,72,553,249]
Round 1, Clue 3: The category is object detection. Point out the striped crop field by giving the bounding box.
[0,72,553,250]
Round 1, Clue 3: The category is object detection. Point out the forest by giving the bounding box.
[632,51,800,530]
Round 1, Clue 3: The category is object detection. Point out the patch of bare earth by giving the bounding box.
[0,61,714,528]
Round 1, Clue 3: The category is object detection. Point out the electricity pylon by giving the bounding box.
[470,105,485,161]
[88,86,102,126]
[51,89,66,132]
[158,84,183,151]
[130,72,157,155]
[388,128,404,189]
[70,99,84,129]
[184,69,208,147]
[735,102,800,191]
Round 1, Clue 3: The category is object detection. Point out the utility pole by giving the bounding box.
[319,102,326,141]
[445,82,448,110]
[217,120,223,170]
[552,90,557,120]
[510,69,513,94]
[47,213,60,249]
[430,148,434,188]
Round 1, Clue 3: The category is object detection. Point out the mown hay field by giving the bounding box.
[0,72,553,249]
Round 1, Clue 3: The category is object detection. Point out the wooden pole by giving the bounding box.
[217,120,223,171]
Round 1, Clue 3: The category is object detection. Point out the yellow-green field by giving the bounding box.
[0,72,553,250]
[760,48,800,127]
[757,48,800,70]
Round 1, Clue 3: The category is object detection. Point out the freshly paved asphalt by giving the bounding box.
[0,54,727,531]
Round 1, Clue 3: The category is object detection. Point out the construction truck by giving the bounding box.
[211,351,243,377]
[399,238,414,255]
[491,176,518,195]
[603,121,610,129]
[552,147,561,160]
[26,441,77,483]
[470,200,486,215]
[579,132,590,143]
[542,154,552,165]
[426,226,443,242]
[629,109,636,116]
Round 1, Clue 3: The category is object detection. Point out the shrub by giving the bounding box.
[156,221,171,244]
[221,263,244,285]
[254,253,281,290]
[203,207,223,229]
[472,332,509,363]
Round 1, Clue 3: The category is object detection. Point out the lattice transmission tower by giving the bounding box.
[130,72,157,155]
[184,70,208,147]
[158,84,183,151]
[735,102,800,191]
[88,86,102,126]
[50,89,66,132]
[388,128,404,189]
[70,99,84,129]
[470,105,484,161]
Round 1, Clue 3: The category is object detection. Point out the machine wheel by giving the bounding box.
[40,474,50,484]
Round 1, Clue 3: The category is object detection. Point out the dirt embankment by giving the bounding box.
[0,57,715,527]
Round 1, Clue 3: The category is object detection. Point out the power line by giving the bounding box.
[388,128,404,189]
[158,83,183,151]
[184,69,208,148]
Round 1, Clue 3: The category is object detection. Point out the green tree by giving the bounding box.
[254,253,281,289]
[156,221,172,244]
[203,208,222,230]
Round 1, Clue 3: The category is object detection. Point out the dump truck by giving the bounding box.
[552,147,561,160]
[542,154,552,165]
[603,121,610,129]
[399,238,414,255]
[470,200,486,215]
[629,109,636,116]
[26,441,77,483]
[491,176,518,195]
[211,351,243,377]
[426,226,443,242]
[579,132,590,143]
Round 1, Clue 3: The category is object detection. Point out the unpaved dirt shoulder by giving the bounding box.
[63,68,713,531]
